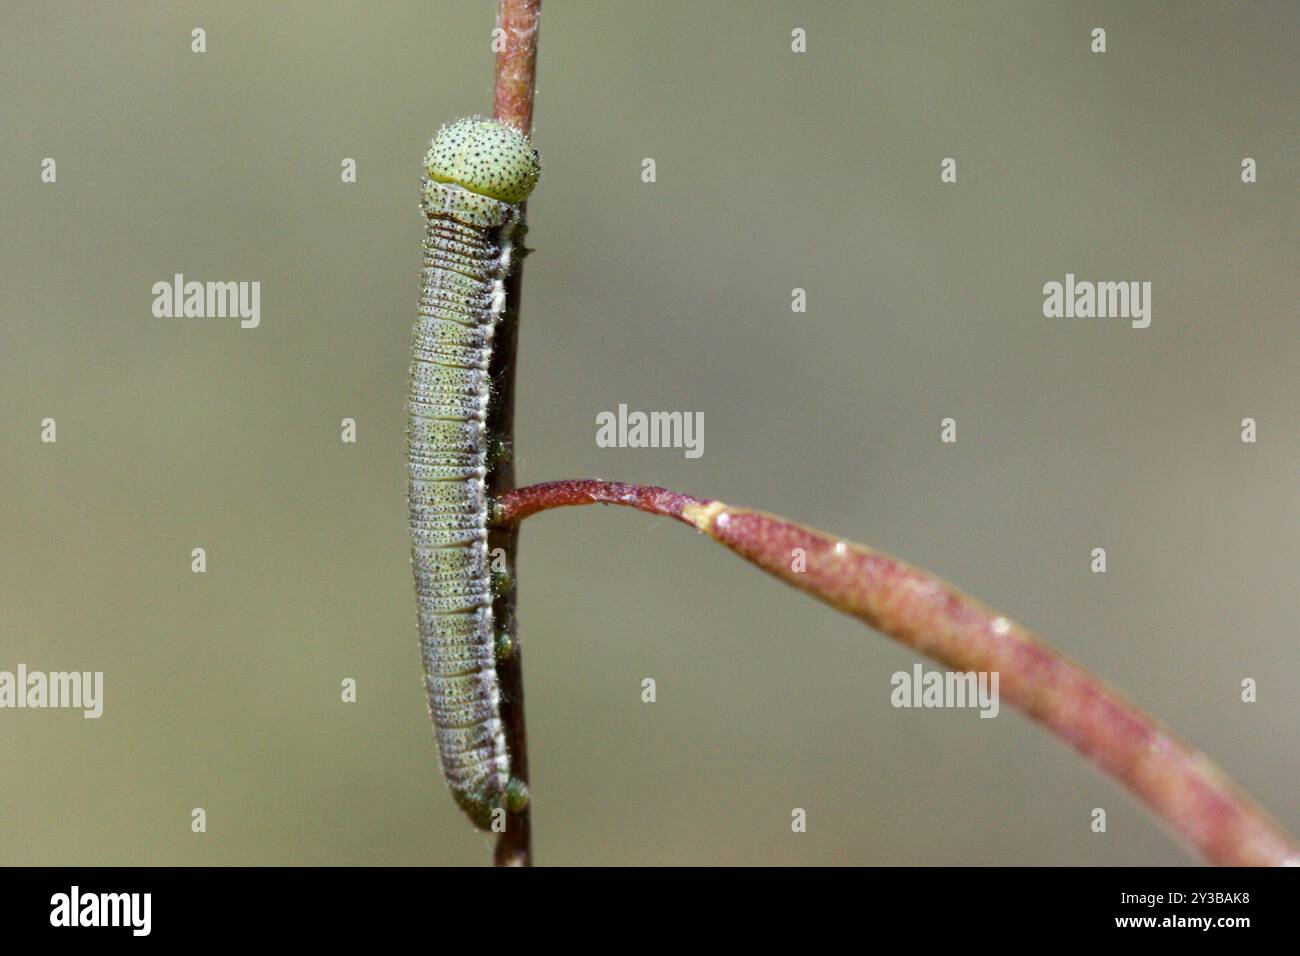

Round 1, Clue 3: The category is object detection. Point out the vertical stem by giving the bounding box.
[493,0,541,134]
[487,258,529,868]
[489,0,541,868]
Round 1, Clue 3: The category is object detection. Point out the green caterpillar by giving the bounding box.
[408,117,539,829]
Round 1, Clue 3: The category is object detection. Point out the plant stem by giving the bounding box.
[495,480,1300,867]
[494,0,541,134]
[487,0,541,868]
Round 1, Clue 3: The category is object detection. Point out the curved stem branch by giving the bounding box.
[496,479,706,525]
[495,480,1299,867]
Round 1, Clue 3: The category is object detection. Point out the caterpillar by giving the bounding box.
[408,116,540,830]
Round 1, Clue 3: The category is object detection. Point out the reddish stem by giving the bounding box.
[487,0,542,868]
[496,480,1299,867]
[495,479,705,525]
[494,0,541,133]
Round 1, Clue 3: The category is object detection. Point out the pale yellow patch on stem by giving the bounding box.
[682,500,728,533]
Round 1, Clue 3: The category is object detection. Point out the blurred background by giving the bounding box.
[1,1,1296,865]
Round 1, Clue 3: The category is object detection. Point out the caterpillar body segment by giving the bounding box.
[409,117,539,829]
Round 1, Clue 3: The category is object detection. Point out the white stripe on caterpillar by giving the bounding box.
[409,117,539,829]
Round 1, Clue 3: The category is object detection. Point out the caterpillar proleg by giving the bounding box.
[409,117,540,829]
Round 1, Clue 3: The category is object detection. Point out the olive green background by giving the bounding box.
[2,1,1296,865]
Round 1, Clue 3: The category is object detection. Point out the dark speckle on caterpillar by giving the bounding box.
[408,116,539,830]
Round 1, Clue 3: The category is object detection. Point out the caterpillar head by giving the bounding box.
[424,116,540,205]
